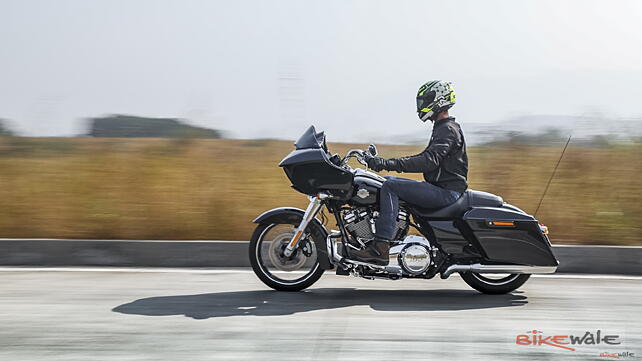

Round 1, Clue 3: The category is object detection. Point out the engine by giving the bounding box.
[342,207,408,242]
[342,207,436,276]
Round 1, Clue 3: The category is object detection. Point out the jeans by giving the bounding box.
[374,176,461,240]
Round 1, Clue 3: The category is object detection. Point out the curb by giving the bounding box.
[0,239,251,268]
[0,239,640,275]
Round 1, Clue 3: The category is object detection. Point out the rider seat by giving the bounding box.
[409,190,504,219]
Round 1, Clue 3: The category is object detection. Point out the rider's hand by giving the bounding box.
[364,154,386,171]
[364,154,402,172]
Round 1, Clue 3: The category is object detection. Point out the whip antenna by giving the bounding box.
[534,135,572,217]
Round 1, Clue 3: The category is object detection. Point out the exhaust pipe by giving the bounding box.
[441,263,557,279]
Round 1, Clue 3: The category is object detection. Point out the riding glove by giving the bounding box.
[364,154,402,172]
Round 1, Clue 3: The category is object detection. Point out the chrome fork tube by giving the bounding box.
[283,195,324,257]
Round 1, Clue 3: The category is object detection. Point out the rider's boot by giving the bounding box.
[348,236,390,266]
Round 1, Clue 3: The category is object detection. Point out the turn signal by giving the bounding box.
[489,221,515,227]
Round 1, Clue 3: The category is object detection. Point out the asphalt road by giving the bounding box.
[0,268,640,361]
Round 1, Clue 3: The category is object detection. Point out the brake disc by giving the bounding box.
[267,232,307,272]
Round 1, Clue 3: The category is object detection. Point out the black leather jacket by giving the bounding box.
[386,117,468,193]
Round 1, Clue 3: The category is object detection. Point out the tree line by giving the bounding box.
[0,115,222,138]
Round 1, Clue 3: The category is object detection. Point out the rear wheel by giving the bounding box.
[460,272,530,294]
[249,223,325,291]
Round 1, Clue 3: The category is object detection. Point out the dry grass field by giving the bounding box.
[0,136,640,245]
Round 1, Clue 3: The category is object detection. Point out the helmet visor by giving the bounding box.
[416,90,436,112]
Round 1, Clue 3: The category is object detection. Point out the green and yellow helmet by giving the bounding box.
[416,80,456,122]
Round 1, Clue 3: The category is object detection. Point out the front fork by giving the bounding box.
[283,194,327,258]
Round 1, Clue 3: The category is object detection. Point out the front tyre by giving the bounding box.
[249,223,325,291]
[460,272,530,294]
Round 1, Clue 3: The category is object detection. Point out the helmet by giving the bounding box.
[416,80,456,122]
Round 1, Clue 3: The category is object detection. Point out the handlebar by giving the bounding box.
[341,149,367,167]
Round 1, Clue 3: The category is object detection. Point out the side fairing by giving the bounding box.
[430,221,469,254]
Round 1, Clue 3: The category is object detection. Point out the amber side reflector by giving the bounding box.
[489,221,515,227]
[288,230,303,247]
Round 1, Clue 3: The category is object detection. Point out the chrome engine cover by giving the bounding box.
[390,235,433,275]
[400,245,431,275]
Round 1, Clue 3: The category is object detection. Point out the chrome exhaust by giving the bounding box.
[440,263,557,279]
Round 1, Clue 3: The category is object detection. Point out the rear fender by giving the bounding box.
[253,207,332,269]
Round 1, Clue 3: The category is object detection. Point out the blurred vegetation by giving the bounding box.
[0,119,14,136]
[0,136,639,245]
[87,115,222,138]
[485,128,568,145]
[484,127,633,148]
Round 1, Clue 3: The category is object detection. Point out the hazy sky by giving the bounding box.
[1,0,641,141]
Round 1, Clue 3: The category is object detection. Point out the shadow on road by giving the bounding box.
[112,288,527,319]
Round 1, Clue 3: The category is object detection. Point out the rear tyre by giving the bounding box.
[460,272,530,294]
[249,223,325,292]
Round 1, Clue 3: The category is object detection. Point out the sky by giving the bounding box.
[1,0,642,142]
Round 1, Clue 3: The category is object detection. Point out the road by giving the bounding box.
[0,268,640,361]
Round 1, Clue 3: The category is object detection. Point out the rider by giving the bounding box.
[350,80,469,266]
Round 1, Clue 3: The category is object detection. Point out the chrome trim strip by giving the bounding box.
[440,264,557,279]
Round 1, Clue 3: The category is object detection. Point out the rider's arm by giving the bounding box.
[387,124,458,173]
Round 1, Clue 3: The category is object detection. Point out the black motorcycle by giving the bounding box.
[249,126,558,294]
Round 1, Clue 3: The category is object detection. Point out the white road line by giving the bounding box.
[531,273,642,280]
[0,267,639,280]
[0,267,256,274]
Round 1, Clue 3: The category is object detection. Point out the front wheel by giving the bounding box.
[460,272,531,294]
[249,223,325,291]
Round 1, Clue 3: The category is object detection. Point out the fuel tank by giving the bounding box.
[350,169,385,206]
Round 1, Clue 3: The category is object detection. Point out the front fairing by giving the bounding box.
[279,147,353,197]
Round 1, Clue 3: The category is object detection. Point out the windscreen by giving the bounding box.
[294,125,326,150]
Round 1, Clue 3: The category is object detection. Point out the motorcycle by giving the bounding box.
[249,126,558,294]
